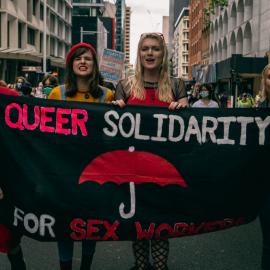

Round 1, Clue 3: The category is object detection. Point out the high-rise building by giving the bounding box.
[103,1,116,18]
[0,0,72,83]
[172,8,189,79]
[168,0,189,56]
[124,6,131,64]
[115,0,125,52]
[188,0,208,79]
[73,0,104,16]
[162,16,169,46]
[72,0,115,58]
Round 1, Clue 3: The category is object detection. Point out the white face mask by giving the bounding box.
[200,90,209,98]
[16,82,22,89]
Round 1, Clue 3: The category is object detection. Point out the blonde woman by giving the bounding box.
[259,64,270,270]
[259,64,270,107]
[114,32,188,270]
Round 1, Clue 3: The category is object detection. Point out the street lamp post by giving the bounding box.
[80,27,108,42]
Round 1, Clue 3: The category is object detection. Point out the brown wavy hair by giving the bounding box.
[64,47,102,98]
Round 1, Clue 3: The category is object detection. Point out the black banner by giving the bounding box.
[0,94,269,241]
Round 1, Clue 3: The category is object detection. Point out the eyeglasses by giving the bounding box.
[140,32,164,40]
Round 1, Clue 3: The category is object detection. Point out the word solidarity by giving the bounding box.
[103,110,270,146]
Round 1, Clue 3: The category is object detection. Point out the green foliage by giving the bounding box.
[207,0,228,15]
[203,0,228,28]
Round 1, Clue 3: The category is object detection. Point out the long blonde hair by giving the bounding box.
[131,33,173,102]
[260,64,270,101]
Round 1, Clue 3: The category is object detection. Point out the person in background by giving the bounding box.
[255,92,262,108]
[42,74,59,98]
[237,92,254,108]
[188,82,200,106]
[114,32,188,270]
[0,80,7,87]
[20,82,33,97]
[48,42,114,270]
[32,82,45,98]
[0,85,26,270]
[14,76,26,93]
[258,64,270,270]
[192,83,219,108]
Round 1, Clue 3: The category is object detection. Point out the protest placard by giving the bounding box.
[99,48,125,82]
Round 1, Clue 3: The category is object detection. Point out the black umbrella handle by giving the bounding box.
[119,182,136,219]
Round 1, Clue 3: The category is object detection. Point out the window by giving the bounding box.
[58,0,63,16]
[33,0,37,15]
[40,33,43,53]
[7,21,10,47]
[18,22,23,48]
[40,3,44,21]
[50,14,55,32]
[28,27,35,45]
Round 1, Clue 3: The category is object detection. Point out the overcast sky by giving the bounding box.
[125,0,169,65]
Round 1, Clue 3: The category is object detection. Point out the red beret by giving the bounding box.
[66,42,96,64]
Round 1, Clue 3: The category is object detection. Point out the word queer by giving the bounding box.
[4,103,88,136]
[103,110,270,146]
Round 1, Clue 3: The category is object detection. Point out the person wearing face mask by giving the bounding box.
[192,83,219,108]
[14,76,26,93]
[42,74,59,98]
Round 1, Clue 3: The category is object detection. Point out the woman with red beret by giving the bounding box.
[49,42,114,270]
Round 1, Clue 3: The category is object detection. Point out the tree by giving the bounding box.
[208,0,228,14]
[204,0,228,27]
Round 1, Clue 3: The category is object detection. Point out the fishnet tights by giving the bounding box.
[132,240,169,270]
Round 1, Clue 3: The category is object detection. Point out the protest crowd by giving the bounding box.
[0,34,270,270]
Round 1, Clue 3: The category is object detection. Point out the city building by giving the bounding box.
[0,0,72,84]
[209,0,269,103]
[188,0,209,79]
[124,6,130,64]
[103,1,116,18]
[172,7,189,79]
[72,0,116,59]
[168,0,189,57]
[73,0,104,17]
[162,16,169,46]
[115,0,125,52]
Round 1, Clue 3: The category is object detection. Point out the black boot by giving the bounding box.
[80,255,94,270]
[60,260,72,270]
[7,246,26,270]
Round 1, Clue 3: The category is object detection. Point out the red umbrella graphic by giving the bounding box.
[79,146,188,219]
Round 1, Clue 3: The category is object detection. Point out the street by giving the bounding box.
[0,218,262,270]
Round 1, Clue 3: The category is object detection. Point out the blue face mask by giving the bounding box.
[16,82,22,89]
[200,90,209,98]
